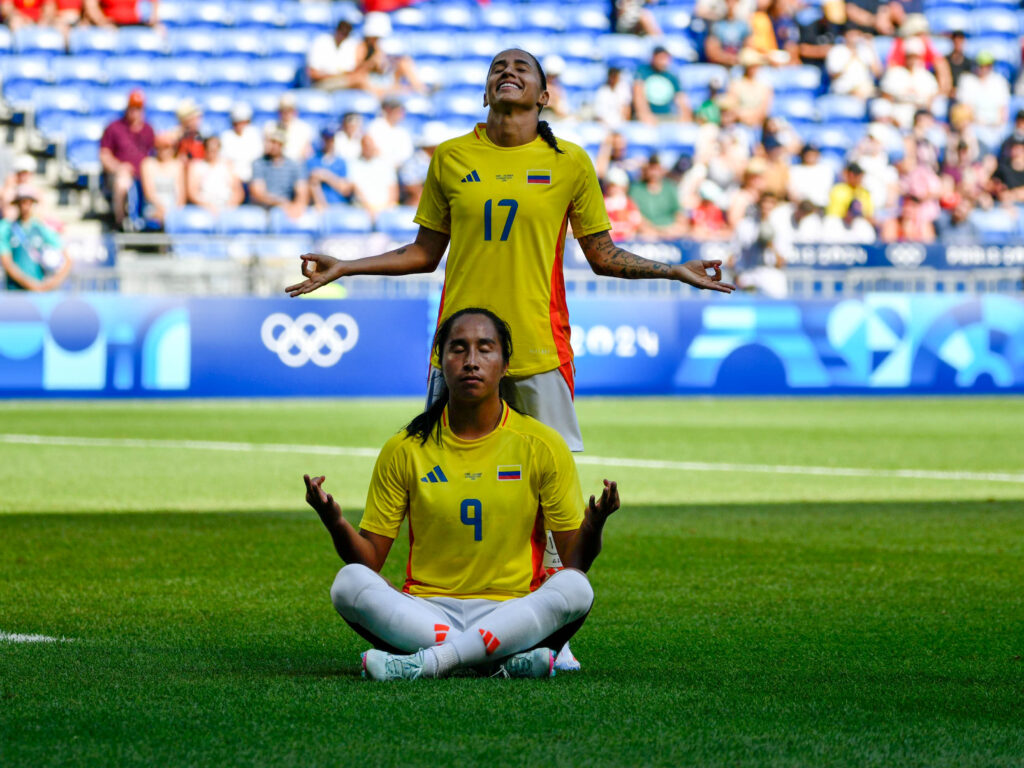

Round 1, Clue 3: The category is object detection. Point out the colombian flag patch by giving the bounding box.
[497,465,522,481]
[527,169,551,184]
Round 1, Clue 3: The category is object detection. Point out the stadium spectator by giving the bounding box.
[0,186,70,291]
[83,0,155,27]
[632,46,690,124]
[944,30,973,96]
[880,38,939,129]
[797,5,840,72]
[759,134,790,200]
[826,27,881,99]
[267,93,315,164]
[99,89,155,230]
[854,125,900,217]
[937,199,980,245]
[689,181,730,240]
[845,0,891,36]
[140,132,185,229]
[250,128,310,219]
[693,74,726,130]
[942,139,994,210]
[628,154,687,239]
[612,0,660,36]
[333,112,364,163]
[603,167,643,241]
[787,144,833,210]
[997,110,1024,162]
[886,15,951,96]
[727,159,767,229]
[595,130,644,181]
[956,53,1011,156]
[788,199,825,243]
[366,98,414,171]
[541,56,572,121]
[309,309,616,682]
[352,11,426,98]
[398,122,448,208]
[705,0,751,67]
[726,49,773,126]
[309,129,353,211]
[990,142,1024,204]
[592,66,633,128]
[882,195,935,243]
[867,98,904,150]
[747,0,798,65]
[307,19,362,91]
[219,103,263,187]
[347,133,398,221]
[822,198,876,243]
[733,192,788,298]
[173,99,205,162]
[827,162,874,223]
[2,154,37,220]
[187,135,243,215]
[1,0,77,33]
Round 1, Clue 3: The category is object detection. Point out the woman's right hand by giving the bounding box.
[286,252,344,296]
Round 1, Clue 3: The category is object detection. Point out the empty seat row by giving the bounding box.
[165,204,418,238]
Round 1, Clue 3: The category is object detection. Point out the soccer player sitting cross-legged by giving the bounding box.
[303,308,619,680]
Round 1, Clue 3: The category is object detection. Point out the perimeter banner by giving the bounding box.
[1,293,1022,396]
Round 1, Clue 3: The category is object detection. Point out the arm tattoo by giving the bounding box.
[580,232,673,280]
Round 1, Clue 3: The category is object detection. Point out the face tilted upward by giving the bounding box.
[484,49,548,112]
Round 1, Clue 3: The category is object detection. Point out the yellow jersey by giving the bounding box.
[414,124,611,377]
[358,402,585,600]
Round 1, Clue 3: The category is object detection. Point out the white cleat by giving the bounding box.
[493,648,556,679]
[554,642,581,671]
[361,649,427,681]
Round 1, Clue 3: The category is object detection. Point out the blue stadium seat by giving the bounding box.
[521,4,566,33]
[677,63,728,91]
[506,34,553,61]
[197,88,239,117]
[970,8,1019,38]
[965,36,1021,66]
[115,27,166,56]
[0,25,11,53]
[261,30,309,63]
[331,1,363,26]
[218,30,266,59]
[657,122,699,153]
[228,1,283,29]
[166,206,218,235]
[52,55,108,88]
[250,58,300,89]
[320,205,373,235]
[926,6,971,35]
[442,61,490,89]
[559,64,605,92]
[430,4,477,31]
[401,94,436,122]
[333,90,381,119]
[564,4,611,34]
[446,33,499,64]
[390,6,428,32]
[152,57,207,87]
[293,89,334,124]
[618,122,661,154]
[478,5,519,32]
[405,35,460,63]
[219,206,269,234]
[762,66,821,95]
[167,29,219,58]
[2,56,53,105]
[13,26,63,55]
[202,113,232,136]
[67,139,101,177]
[281,2,334,34]
[595,34,652,69]
[434,92,486,122]
[374,205,419,238]
[559,34,600,64]
[772,95,817,124]
[34,88,89,142]
[68,27,118,57]
[817,94,867,124]
[270,206,321,236]
[245,89,288,117]
[104,56,158,90]
[140,87,185,116]
[205,58,254,89]
[968,208,1015,244]
[650,5,692,34]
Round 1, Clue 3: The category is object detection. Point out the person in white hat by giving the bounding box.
[2,154,38,219]
[172,98,205,162]
[219,103,263,185]
[350,11,425,97]
[0,185,71,292]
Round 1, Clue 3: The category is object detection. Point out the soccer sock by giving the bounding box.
[330,564,445,653]
[443,569,594,670]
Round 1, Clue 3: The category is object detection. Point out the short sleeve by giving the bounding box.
[40,224,61,249]
[307,34,334,71]
[567,146,611,239]
[359,435,411,539]
[538,438,585,532]
[413,148,451,234]
[0,221,12,254]
[99,123,116,153]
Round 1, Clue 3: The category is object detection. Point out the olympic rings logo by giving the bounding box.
[260,312,360,368]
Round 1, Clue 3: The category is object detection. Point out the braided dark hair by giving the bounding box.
[491,49,565,155]
[405,308,515,444]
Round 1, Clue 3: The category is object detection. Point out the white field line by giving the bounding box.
[0,631,71,643]
[2,433,1023,485]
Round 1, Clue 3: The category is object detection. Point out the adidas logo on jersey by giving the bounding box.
[420,465,448,483]
[460,170,481,183]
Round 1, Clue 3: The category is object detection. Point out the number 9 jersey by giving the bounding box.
[414,124,611,378]
[358,403,585,600]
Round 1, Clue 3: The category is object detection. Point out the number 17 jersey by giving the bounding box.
[414,124,611,377]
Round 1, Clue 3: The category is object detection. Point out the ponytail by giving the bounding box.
[405,390,449,445]
[537,119,565,155]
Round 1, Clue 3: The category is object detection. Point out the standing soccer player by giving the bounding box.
[288,48,733,668]
[304,308,620,680]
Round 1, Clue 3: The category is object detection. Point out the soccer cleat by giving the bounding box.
[554,642,581,671]
[361,649,428,681]
[493,648,556,679]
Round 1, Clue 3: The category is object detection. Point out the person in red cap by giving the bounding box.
[99,89,155,230]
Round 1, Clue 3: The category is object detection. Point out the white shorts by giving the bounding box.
[426,366,584,451]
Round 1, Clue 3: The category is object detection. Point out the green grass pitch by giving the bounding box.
[1,398,1022,767]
